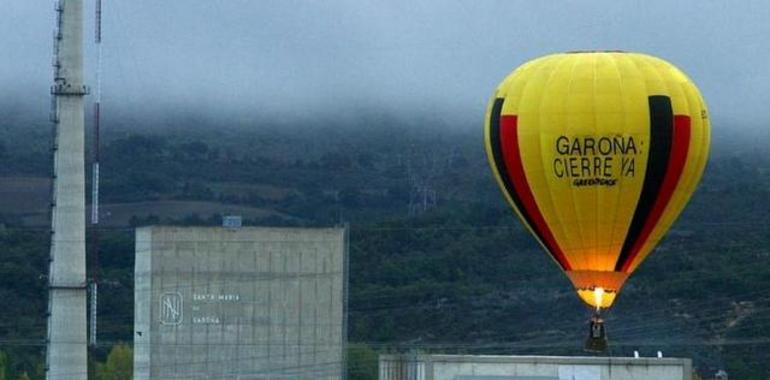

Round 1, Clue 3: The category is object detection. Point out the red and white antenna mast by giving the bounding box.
[92,0,101,227]
[89,0,103,348]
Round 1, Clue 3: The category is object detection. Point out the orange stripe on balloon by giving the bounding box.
[499,115,572,271]
[620,115,692,272]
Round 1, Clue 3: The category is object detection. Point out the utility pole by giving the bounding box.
[47,0,88,378]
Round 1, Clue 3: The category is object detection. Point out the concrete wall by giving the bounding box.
[134,226,347,380]
[379,355,692,380]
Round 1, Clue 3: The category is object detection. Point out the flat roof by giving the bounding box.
[380,354,691,367]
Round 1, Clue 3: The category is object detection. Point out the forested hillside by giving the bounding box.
[1,112,770,379]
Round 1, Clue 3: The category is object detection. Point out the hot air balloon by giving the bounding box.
[484,51,710,350]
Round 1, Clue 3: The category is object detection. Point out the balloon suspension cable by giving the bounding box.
[585,287,608,353]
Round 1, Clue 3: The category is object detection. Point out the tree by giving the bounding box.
[0,351,9,380]
[95,344,132,380]
[347,343,378,380]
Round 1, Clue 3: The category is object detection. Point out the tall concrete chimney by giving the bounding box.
[46,0,88,378]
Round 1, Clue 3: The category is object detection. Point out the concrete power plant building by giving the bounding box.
[46,0,89,378]
[379,354,693,380]
[134,226,348,380]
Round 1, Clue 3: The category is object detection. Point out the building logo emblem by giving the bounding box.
[159,292,183,325]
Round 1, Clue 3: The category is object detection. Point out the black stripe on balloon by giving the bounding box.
[489,98,566,271]
[615,95,674,271]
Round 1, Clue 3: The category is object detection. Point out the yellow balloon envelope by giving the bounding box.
[484,52,710,309]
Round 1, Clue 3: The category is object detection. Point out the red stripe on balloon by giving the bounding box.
[620,115,692,272]
[499,115,572,271]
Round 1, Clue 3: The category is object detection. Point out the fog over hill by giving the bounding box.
[3,1,770,131]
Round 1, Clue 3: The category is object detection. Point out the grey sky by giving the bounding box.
[2,1,769,129]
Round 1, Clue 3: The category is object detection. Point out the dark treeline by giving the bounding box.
[1,116,770,379]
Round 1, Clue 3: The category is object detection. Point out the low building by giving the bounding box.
[134,225,348,380]
[379,354,692,380]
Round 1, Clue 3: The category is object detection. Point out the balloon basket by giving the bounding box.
[584,313,608,353]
